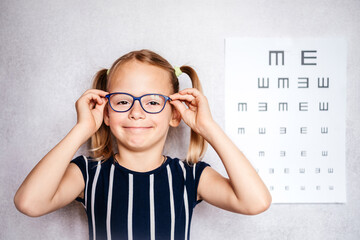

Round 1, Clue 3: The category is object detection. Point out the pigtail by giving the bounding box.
[88,69,114,161]
[179,66,208,164]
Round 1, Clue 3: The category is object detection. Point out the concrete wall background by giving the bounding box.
[1,0,360,239]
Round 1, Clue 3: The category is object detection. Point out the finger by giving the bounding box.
[178,88,202,97]
[82,89,110,98]
[186,101,197,110]
[95,98,108,112]
[170,93,195,103]
[84,88,109,95]
[170,100,188,116]
[85,94,104,106]
[80,93,107,111]
[89,101,95,109]
[177,89,207,105]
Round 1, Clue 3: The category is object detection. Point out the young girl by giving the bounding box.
[14,49,271,240]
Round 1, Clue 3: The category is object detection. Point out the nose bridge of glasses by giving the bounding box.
[129,97,146,113]
[131,97,141,106]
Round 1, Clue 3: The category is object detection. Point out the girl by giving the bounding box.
[14,49,271,240]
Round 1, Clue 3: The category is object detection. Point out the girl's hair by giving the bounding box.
[89,49,207,164]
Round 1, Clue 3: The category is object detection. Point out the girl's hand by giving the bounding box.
[75,89,109,136]
[169,88,216,139]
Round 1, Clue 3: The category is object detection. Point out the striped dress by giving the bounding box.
[70,155,210,240]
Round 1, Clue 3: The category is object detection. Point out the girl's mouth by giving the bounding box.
[123,126,153,131]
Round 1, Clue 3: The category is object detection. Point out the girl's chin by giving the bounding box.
[117,137,152,151]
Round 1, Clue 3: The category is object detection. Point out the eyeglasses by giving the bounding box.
[105,92,172,114]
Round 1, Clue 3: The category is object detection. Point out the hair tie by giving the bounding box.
[174,66,182,77]
[107,68,110,75]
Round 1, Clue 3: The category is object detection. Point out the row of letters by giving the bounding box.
[238,127,329,134]
[260,168,335,174]
[268,50,318,66]
[257,151,328,157]
[237,102,329,112]
[257,77,329,89]
[268,185,335,191]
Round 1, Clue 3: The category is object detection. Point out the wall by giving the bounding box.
[1,0,359,239]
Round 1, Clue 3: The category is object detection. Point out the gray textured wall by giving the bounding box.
[2,0,360,239]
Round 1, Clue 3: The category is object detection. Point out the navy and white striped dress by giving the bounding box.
[70,155,210,240]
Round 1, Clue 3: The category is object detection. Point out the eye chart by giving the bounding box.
[224,38,346,203]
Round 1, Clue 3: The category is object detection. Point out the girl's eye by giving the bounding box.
[147,101,160,106]
[116,100,130,105]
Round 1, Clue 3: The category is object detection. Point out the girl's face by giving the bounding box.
[104,60,180,152]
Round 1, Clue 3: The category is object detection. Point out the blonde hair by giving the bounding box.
[89,49,207,164]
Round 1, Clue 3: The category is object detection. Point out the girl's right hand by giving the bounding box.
[75,89,109,137]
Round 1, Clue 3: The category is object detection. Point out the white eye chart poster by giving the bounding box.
[225,38,346,203]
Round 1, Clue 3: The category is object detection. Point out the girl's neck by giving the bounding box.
[114,148,165,172]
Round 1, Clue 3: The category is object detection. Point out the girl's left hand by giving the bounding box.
[169,88,215,137]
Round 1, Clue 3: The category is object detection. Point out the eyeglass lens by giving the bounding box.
[109,93,167,113]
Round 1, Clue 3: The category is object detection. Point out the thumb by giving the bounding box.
[170,100,187,117]
[93,98,108,117]
[99,99,108,110]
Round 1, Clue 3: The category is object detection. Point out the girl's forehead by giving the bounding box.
[108,61,173,94]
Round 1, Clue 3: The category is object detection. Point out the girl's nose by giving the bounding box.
[128,100,146,120]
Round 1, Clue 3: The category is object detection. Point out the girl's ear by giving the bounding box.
[104,104,110,126]
[169,106,181,127]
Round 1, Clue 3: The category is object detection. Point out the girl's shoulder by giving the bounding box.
[167,156,210,179]
[70,155,112,171]
[167,156,210,168]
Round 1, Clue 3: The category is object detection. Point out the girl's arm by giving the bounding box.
[14,89,108,217]
[170,88,272,215]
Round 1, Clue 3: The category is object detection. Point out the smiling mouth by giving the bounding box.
[123,127,152,133]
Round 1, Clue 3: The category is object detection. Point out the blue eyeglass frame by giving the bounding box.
[105,92,172,114]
